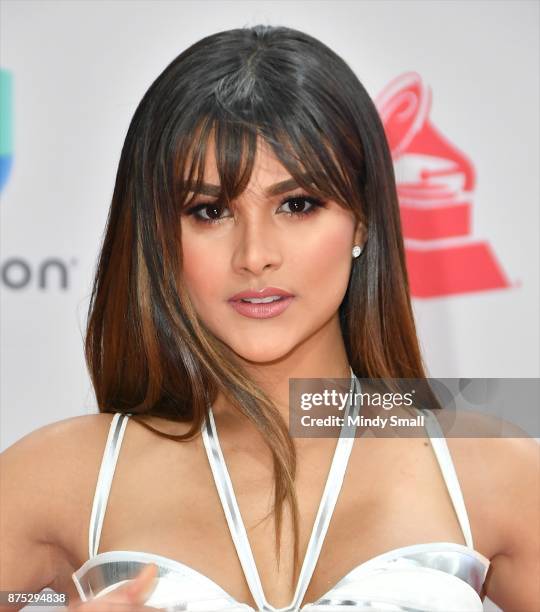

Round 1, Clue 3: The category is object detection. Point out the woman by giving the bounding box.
[1,24,538,612]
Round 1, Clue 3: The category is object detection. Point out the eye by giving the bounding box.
[278,194,326,219]
[183,202,232,225]
[183,192,326,225]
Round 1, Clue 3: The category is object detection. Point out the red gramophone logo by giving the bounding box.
[375,72,512,298]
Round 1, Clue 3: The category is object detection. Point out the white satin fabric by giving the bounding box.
[73,370,490,611]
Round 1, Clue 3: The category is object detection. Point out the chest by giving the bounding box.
[59,433,494,609]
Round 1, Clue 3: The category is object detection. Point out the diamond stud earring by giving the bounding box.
[352,245,363,258]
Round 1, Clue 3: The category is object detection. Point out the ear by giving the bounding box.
[353,220,367,247]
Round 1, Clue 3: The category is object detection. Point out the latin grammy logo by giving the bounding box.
[375,72,511,298]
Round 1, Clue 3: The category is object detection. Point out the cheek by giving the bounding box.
[181,235,223,307]
[298,221,353,301]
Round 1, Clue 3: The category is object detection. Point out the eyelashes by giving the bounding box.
[182,193,327,225]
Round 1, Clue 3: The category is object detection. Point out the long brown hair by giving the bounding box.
[85,24,429,586]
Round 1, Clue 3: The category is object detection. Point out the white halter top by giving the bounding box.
[72,371,490,611]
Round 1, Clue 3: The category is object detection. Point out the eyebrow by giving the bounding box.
[188,175,313,198]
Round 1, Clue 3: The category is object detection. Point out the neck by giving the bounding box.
[211,313,353,432]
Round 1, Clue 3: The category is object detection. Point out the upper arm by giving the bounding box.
[483,436,540,611]
[0,428,61,594]
[0,414,114,599]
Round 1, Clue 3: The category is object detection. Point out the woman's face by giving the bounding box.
[180,137,365,364]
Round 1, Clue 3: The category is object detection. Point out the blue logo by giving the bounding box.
[0,69,13,192]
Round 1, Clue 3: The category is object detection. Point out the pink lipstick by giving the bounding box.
[228,286,295,319]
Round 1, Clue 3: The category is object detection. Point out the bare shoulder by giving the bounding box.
[1,411,200,522]
[2,413,116,488]
[432,409,540,609]
[0,410,197,471]
[434,408,539,491]
[1,412,200,586]
[2,412,117,455]
[0,413,119,592]
[435,408,540,532]
[1,413,117,482]
[1,414,116,530]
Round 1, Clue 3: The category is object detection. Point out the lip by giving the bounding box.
[228,295,294,319]
[228,286,294,301]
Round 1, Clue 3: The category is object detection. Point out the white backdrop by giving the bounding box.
[1,2,539,610]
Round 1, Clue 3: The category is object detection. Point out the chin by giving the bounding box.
[227,337,298,365]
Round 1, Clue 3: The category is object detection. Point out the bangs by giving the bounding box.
[171,110,364,219]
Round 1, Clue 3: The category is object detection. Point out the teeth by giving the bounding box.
[240,296,283,304]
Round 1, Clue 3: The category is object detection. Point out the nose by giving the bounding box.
[231,214,283,276]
